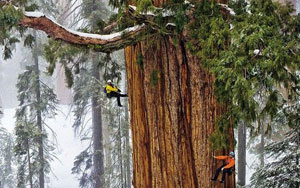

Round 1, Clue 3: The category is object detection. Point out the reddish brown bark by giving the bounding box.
[124,2,235,188]
[2,1,235,186]
[125,36,235,188]
[18,15,145,52]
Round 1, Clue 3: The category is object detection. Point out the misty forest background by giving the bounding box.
[0,0,300,188]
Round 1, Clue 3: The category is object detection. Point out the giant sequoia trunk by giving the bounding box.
[125,36,235,187]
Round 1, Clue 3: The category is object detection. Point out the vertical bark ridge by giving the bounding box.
[126,34,234,187]
[182,40,200,188]
[163,37,178,187]
[125,44,152,188]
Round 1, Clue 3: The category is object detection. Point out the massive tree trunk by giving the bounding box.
[125,35,235,187]
[4,0,236,186]
[124,3,234,188]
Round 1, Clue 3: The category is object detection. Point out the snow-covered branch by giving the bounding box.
[19,10,146,52]
[1,1,235,52]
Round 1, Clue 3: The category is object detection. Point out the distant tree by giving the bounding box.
[14,34,58,188]
[250,96,300,187]
[71,53,125,188]
[102,101,131,188]
[71,62,103,188]
[0,128,16,188]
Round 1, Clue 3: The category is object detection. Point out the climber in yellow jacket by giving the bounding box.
[211,151,235,183]
[105,80,128,107]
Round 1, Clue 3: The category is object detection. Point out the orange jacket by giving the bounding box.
[215,156,235,169]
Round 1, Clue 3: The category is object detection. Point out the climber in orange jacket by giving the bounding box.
[211,151,235,183]
[105,80,128,107]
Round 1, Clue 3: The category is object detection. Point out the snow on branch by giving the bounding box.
[128,5,174,17]
[20,10,146,52]
[1,1,235,52]
[129,2,235,18]
[218,3,236,15]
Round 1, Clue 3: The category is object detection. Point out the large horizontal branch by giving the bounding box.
[19,11,147,52]
[1,2,235,52]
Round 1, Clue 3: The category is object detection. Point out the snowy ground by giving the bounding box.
[1,106,88,188]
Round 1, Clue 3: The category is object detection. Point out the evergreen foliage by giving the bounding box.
[82,0,111,29]
[72,149,94,188]
[250,103,300,187]
[102,104,131,188]
[15,64,58,187]
[0,128,16,188]
[185,0,300,149]
[71,53,126,187]
[250,129,300,188]
[43,40,89,87]
[103,53,122,82]
[72,66,100,135]
[250,72,300,187]
[0,5,23,60]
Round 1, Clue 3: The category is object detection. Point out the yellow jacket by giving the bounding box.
[105,84,118,93]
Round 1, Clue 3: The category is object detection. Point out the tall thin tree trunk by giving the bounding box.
[118,109,124,188]
[296,149,299,188]
[26,139,33,188]
[103,118,112,188]
[125,35,234,188]
[258,118,264,167]
[33,31,44,188]
[124,97,131,188]
[3,135,14,188]
[91,54,104,188]
[237,121,246,186]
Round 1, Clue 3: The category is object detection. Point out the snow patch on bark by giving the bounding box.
[24,11,45,17]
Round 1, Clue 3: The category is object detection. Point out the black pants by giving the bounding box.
[107,92,128,106]
[212,164,232,182]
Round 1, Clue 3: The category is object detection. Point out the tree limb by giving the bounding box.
[1,1,234,52]
[19,12,147,52]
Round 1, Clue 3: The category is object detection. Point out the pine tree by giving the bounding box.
[14,33,58,187]
[250,95,300,187]
[69,0,109,184]
[71,53,126,188]
[0,128,16,188]
[71,61,103,188]
[102,100,131,188]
